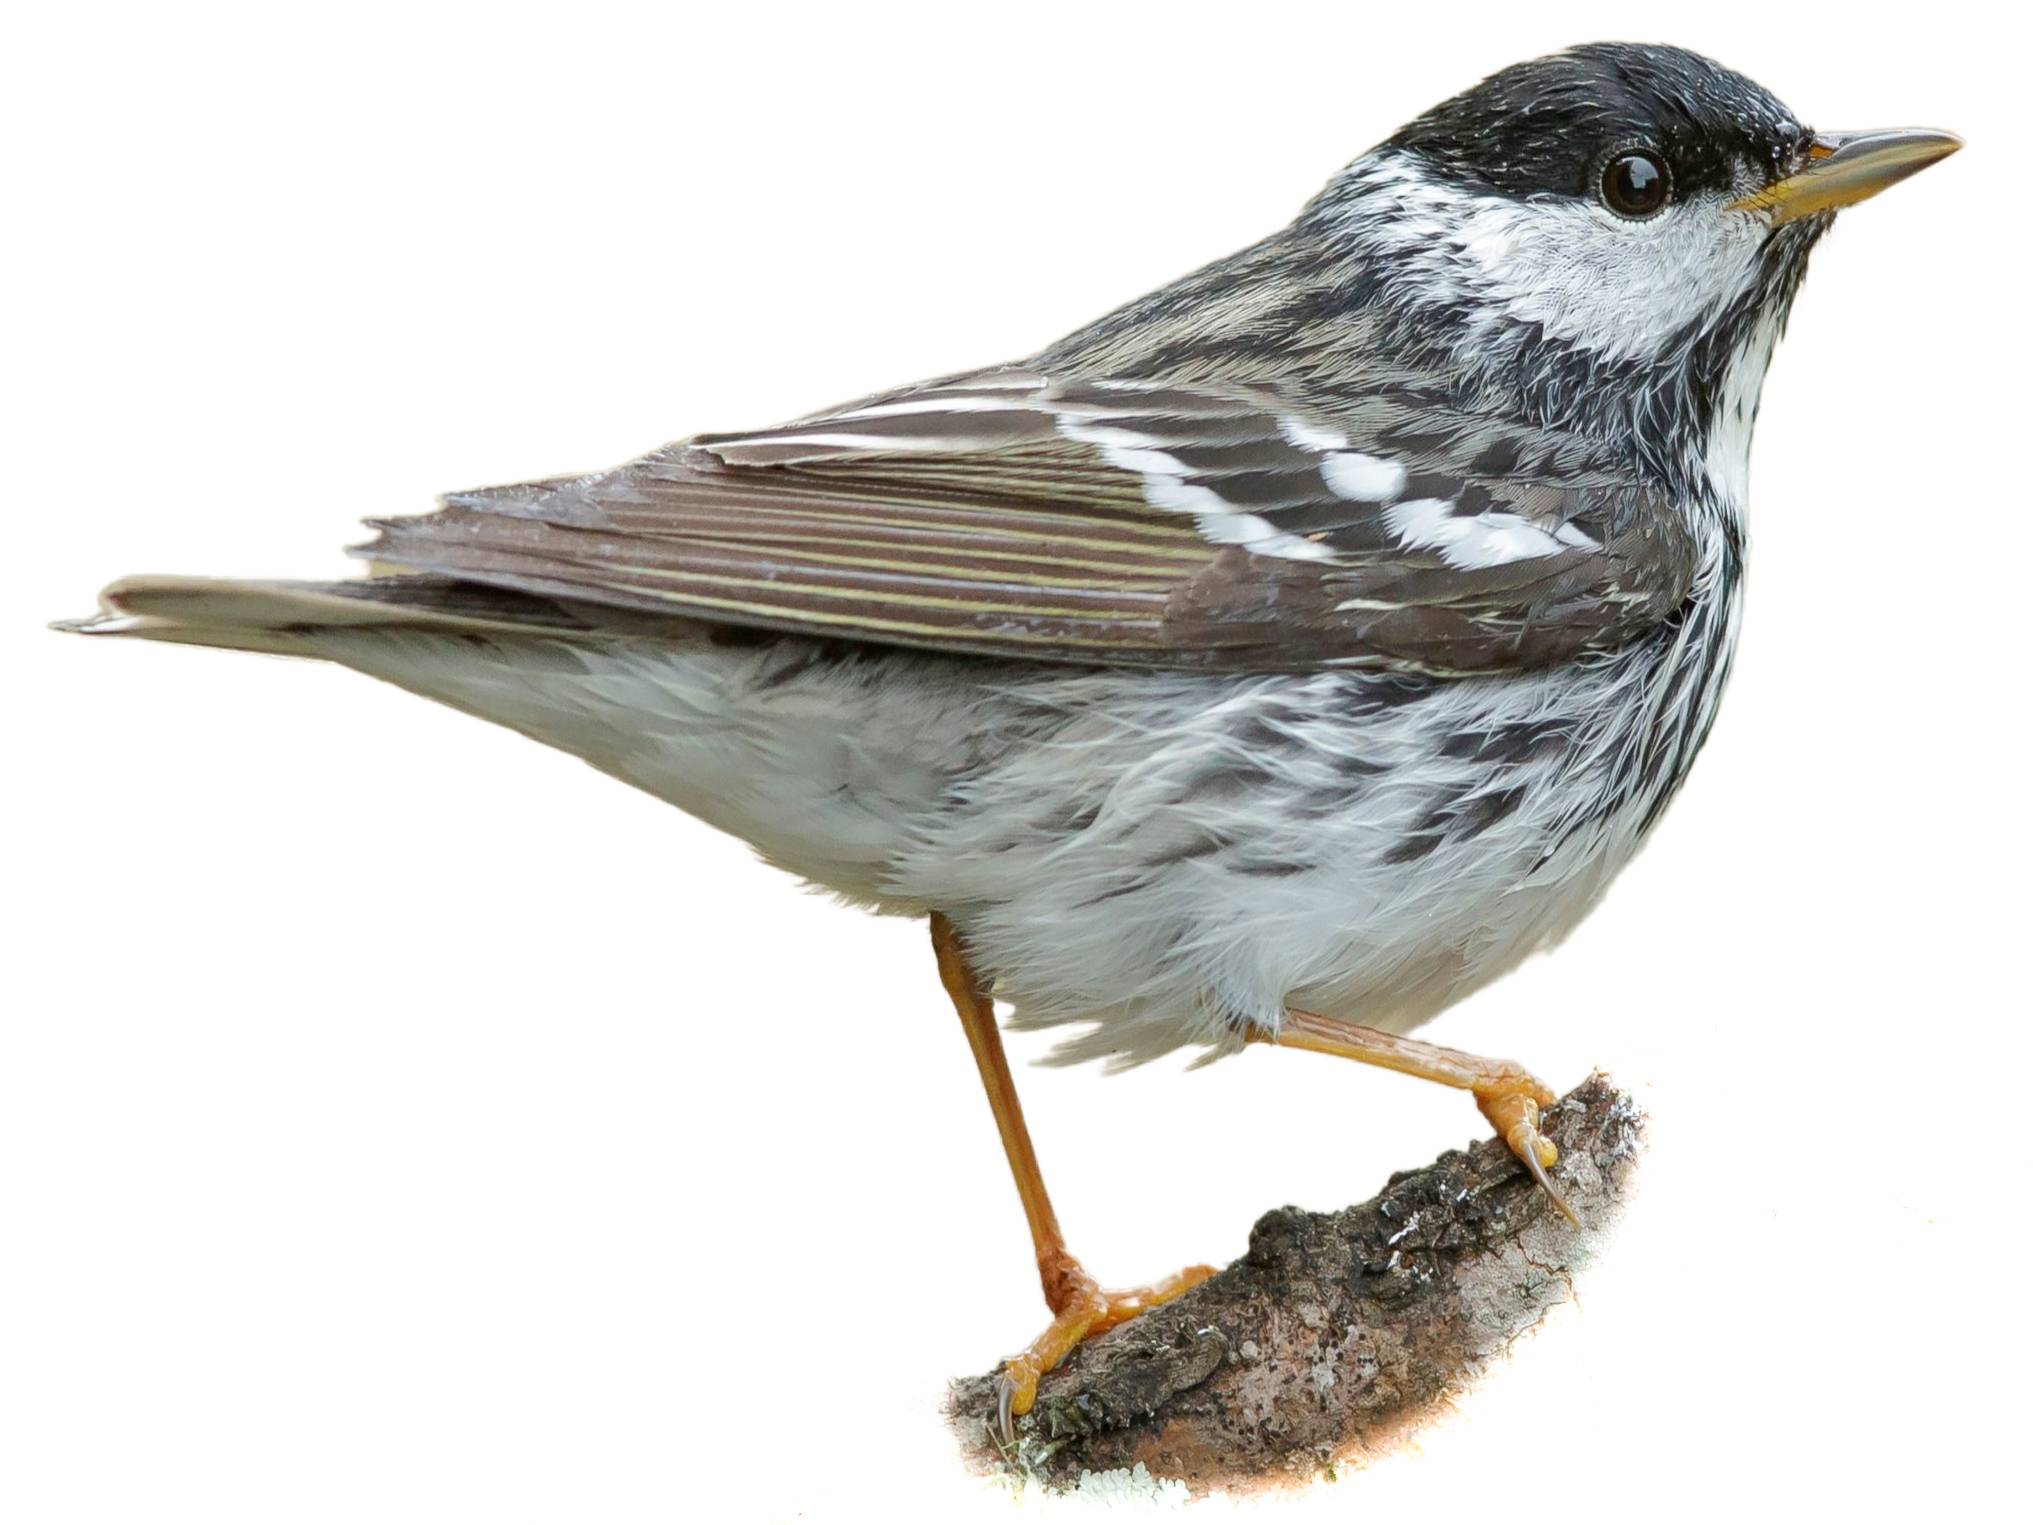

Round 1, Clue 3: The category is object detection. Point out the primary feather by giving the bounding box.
[353,370,1694,675]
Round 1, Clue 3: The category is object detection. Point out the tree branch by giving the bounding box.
[947,1074,1644,1493]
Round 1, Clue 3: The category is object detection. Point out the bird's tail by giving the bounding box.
[54,573,627,655]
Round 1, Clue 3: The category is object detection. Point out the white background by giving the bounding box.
[7,3,2028,1519]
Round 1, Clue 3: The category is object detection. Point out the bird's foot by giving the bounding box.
[994,1257,1218,1444]
[1267,1012,1579,1227]
[1474,1071,1577,1225]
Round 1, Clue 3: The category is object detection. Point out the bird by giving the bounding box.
[60,42,1958,1440]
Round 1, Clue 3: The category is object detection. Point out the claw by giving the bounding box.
[995,1352,1044,1444]
[1478,1085,1580,1226]
[1511,1122,1580,1227]
[989,1260,1214,1444]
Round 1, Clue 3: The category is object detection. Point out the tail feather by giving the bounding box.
[55,573,672,654]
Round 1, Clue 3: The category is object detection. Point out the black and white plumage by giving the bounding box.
[65,44,1957,1067]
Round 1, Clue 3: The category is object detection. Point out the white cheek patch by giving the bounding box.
[1462,200,1762,363]
[1340,153,1769,367]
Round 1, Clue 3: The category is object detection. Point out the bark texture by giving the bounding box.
[947,1074,1644,1493]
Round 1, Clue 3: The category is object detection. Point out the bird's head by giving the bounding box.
[1300,42,1959,488]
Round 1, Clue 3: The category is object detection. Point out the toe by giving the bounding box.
[997,1354,1043,1434]
[990,1258,1217,1439]
[1477,1085,1579,1226]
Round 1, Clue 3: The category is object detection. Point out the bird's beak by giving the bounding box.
[1730,128,1962,224]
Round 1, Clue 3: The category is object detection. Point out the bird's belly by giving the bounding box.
[889,631,1728,1067]
[310,625,1004,904]
[313,608,1729,1068]
[928,812,1645,1069]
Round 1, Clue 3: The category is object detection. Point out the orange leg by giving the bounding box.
[931,914,1217,1443]
[1258,1009,1577,1223]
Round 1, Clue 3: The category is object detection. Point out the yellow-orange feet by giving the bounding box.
[1473,1071,1577,1226]
[1265,1011,1578,1225]
[995,1258,1218,1443]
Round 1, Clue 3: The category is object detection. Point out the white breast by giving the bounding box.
[303,559,1744,1070]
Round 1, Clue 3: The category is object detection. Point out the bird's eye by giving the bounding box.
[1599,151,1671,218]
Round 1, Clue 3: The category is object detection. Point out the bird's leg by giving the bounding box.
[931,913,1217,1442]
[1259,1008,1578,1225]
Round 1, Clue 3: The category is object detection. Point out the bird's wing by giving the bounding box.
[355,368,1696,674]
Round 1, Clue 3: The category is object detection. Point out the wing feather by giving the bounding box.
[354,370,1696,673]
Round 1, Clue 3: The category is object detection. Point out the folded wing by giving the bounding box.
[355,369,1696,674]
